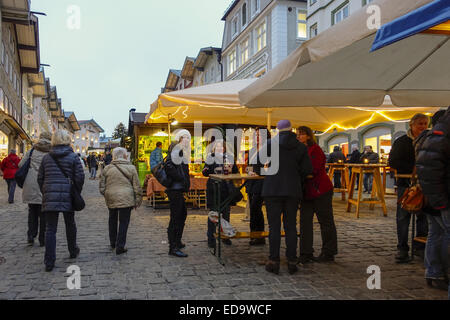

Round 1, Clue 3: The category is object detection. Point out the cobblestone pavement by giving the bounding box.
[0,173,448,300]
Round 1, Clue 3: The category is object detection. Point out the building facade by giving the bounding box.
[222,0,308,80]
[74,120,105,156]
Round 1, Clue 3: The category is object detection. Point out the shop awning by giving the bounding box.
[149,79,438,133]
[239,0,449,109]
[372,0,450,51]
[0,111,32,142]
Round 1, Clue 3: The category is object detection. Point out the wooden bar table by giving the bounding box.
[209,173,265,265]
[327,163,350,201]
[346,164,388,218]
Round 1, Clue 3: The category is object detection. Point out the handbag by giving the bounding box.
[398,167,424,212]
[15,149,34,189]
[152,157,173,188]
[50,155,85,212]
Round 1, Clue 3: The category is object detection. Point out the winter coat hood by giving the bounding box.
[50,145,74,159]
[34,138,51,153]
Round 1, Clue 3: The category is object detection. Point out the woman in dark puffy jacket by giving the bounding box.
[38,130,85,272]
[297,126,337,264]
[165,130,191,258]
[202,140,238,249]
[416,108,450,292]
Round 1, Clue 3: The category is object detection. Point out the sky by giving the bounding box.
[31,0,234,136]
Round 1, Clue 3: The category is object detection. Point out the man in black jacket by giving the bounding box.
[165,130,191,258]
[328,146,346,188]
[261,120,313,275]
[360,146,380,193]
[416,108,450,292]
[389,113,429,263]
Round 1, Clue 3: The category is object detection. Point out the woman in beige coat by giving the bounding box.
[19,132,52,247]
[99,148,142,255]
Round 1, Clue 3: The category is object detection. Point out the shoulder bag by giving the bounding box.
[51,155,85,212]
[398,167,424,212]
[15,149,34,189]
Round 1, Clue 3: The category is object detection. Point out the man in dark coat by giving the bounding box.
[38,130,85,272]
[389,113,429,262]
[261,120,313,275]
[360,146,380,193]
[328,146,346,188]
[347,146,361,186]
[165,130,191,258]
[416,108,450,292]
[104,150,113,166]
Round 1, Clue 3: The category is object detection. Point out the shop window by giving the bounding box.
[0,131,9,161]
[333,2,350,25]
[242,3,247,27]
[310,23,318,38]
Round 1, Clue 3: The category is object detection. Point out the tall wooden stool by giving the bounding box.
[328,164,350,201]
[346,164,388,218]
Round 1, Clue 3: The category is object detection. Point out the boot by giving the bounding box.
[395,250,410,263]
[288,261,298,275]
[265,260,280,275]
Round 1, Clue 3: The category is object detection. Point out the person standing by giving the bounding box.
[347,146,361,187]
[389,113,430,263]
[202,140,239,248]
[261,120,313,275]
[328,146,346,188]
[104,150,113,166]
[100,148,142,255]
[360,146,379,193]
[150,142,164,172]
[0,149,21,204]
[416,107,450,295]
[89,153,98,180]
[38,130,85,272]
[297,126,338,264]
[165,130,191,258]
[19,132,52,247]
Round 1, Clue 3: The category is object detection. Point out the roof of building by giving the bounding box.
[194,47,222,70]
[78,119,105,133]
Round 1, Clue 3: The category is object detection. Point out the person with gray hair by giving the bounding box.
[389,113,430,263]
[19,132,52,247]
[1,149,21,204]
[38,129,85,272]
[100,147,142,255]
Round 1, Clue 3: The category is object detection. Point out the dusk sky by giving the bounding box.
[31,0,233,136]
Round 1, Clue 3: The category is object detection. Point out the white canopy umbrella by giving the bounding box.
[239,0,449,109]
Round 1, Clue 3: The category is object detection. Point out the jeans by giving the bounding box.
[363,174,373,192]
[44,212,78,267]
[6,179,16,203]
[396,186,428,252]
[249,194,265,234]
[207,206,231,244]
[109,207,132,249]
[265,197,299,262]
[334,171,342,189]
[424,209,450,280]
[90,167,97,179]
[167,190,187,250]
[300,190,338,257]
[27,204,46,244]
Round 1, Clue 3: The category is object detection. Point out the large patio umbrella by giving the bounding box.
[239,0,449,109]
[148,79,436,133]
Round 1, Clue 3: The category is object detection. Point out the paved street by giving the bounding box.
[0,172,447,300]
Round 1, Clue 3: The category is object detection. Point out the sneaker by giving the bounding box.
[45,265,54,272]
[69,247,80,259]
[249,238,266,246]
[265,260,280,275]
[116,248,128,255]
[169,249,188,258]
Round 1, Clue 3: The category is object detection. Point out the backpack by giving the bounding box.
[15,149,34,189]
[152,157,173,188]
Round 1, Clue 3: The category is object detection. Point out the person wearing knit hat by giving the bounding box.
[261,119,313,275]
[19,132,52,247]
[164,129,191,258]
